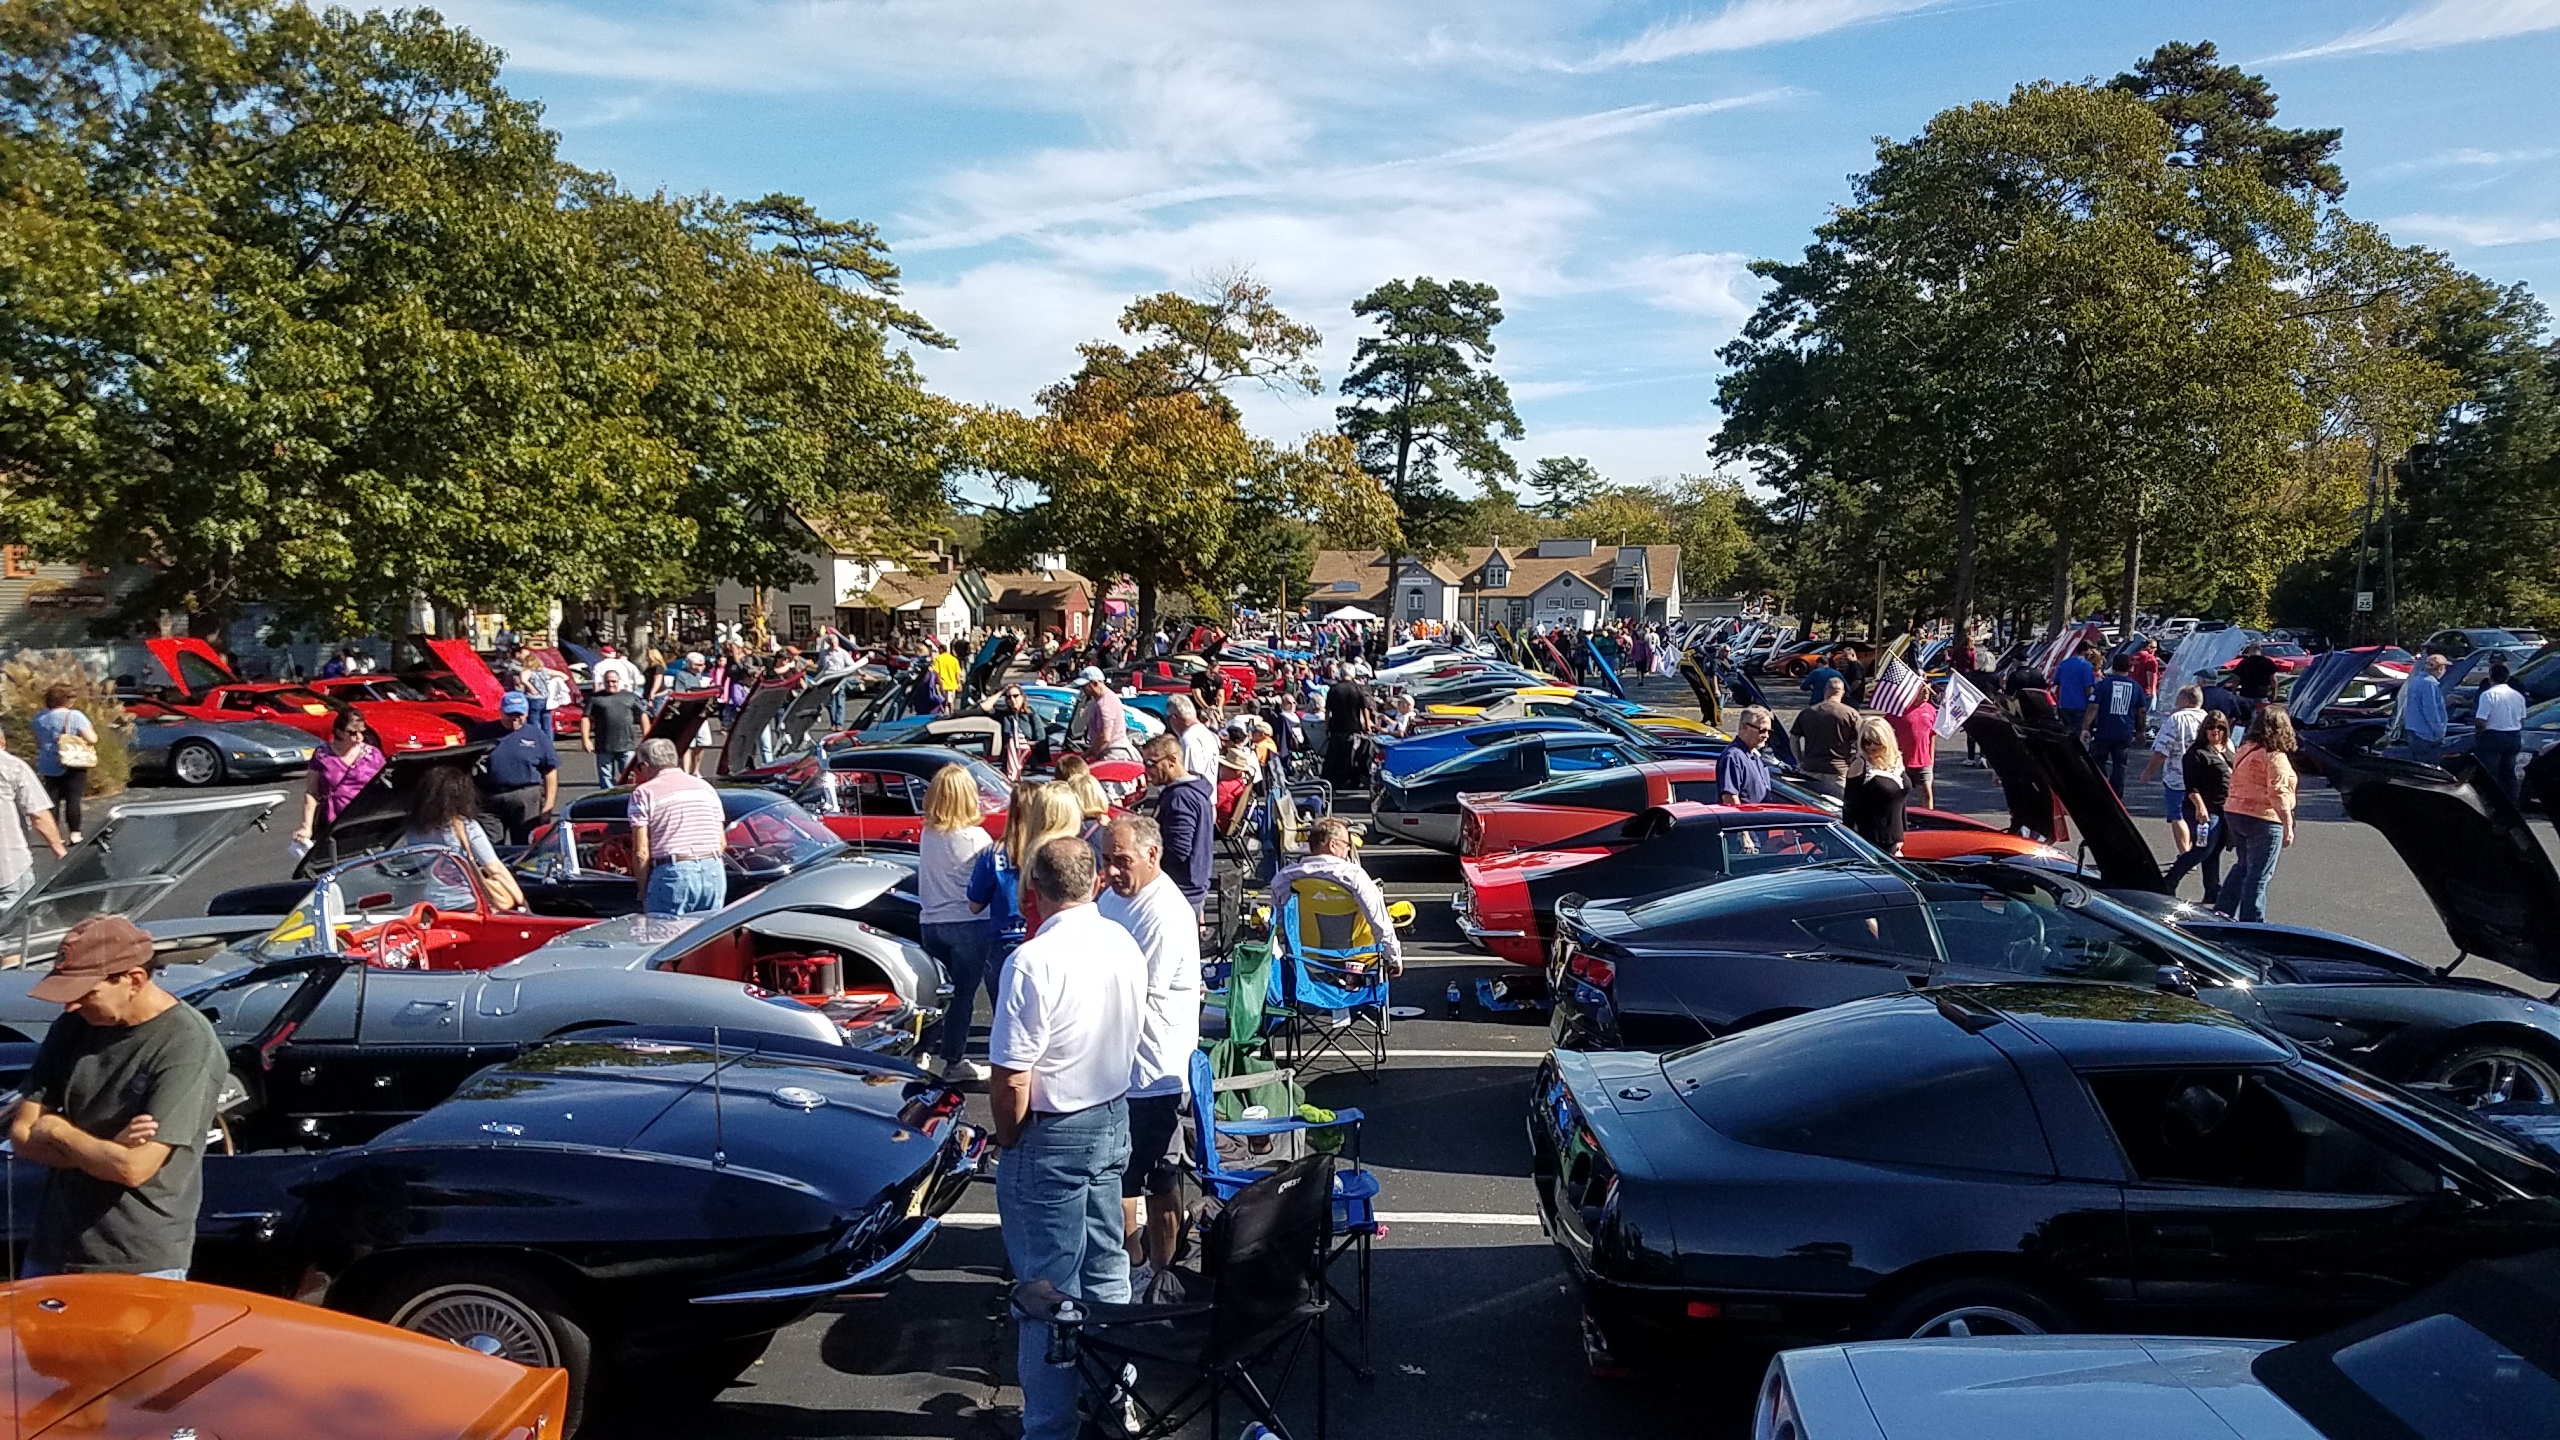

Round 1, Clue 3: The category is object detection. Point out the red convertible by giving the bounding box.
[142,638,465,754]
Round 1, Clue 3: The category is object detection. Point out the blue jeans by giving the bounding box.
[2163,813,2226,907]
[2223,813,2283,923]
[596,750,636,788]
[645,856,727,916]
[921,919,995,1065]
[2405,735,2444,769]
[1000,1100,1131,1440]
[19,1260,186,1281]
[2091,736,2131,792]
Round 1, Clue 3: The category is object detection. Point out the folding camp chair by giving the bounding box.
[1188,1050,1379,1377]
[1203,938,1279,1048]
[1257,759,1332,876]
[1015,1154,1337,1440]
[1270,882,1390,1081]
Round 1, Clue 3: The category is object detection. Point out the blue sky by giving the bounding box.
[433,0,2560,491]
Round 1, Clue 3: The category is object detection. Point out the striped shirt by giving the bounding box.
[629,771,727,860]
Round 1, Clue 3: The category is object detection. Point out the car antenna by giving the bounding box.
[710,1024,727,1170]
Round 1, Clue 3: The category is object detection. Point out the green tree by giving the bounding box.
[1337,277,1523,618]
[2105,40,2346,202]
[1526,456,1603,517]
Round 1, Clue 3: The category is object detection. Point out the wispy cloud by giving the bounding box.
[2386,211,2560,246]
[2373,145,2560,176]
[2272,0,2560,60]
[1591,0,1951,67]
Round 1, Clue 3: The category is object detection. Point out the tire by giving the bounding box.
[1868,1276,2072,1341]
[362,1261,600,1433]
[2418,1040,2560,1109]
[168,739,225,788]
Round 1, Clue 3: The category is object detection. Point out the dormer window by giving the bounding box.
[1484,562,1508,588]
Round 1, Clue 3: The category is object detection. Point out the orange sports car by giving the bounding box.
[4,1273,566,1439]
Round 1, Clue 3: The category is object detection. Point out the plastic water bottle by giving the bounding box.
[1046,1299,1085,1365]
[1445,979,1463,1020]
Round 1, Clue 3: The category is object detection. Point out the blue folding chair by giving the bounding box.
[1270,884,1390,1081]
[1187,1048,1380,1377]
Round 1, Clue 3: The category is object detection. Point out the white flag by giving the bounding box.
[1936,670,1987,738]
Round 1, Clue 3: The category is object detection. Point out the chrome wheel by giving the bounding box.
[390,1283,561,1367]
[1907,1304,2048,1339]
[2431,1046,2560,1108]
[170,740,223,787]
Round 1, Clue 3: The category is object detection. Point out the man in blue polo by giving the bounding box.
[480,692,559,844]
[1717,706,1775,803]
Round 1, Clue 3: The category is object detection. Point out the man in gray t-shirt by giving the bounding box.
[8,915,225,1277]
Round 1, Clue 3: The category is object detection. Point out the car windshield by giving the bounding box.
[2293,1050,2560,1194]
[1968,867,2264,984]
[1620,855,1884,928]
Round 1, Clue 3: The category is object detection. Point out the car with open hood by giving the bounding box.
[1752,1247,2560,1440]
[131,637,466,754]
[0,1014,981,1432]
[1,1273,567,1439]
[1533,983,2560,1377]
[1370,730,1660,851]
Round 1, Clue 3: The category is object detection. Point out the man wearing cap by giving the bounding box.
[480,692,561,844]
[7,916,225,1278]
[1074,667,1137,765]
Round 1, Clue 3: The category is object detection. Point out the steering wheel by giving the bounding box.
[364,917,429,970]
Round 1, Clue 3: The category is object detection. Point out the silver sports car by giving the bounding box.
[121,705,317,786]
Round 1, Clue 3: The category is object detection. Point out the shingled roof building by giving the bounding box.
[1305,540,1682,630]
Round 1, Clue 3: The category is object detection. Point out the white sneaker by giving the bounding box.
[942,1057,990,1082]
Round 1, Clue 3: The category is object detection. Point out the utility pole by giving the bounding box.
[2349,444,2380,645]
[2381,452,2401,647]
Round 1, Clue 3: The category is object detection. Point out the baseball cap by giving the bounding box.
[33,916,158,1003]
[1076,666,1107,685]
[500,693,530,715]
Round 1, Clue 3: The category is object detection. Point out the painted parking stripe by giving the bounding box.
[1389,1048,1547,1061]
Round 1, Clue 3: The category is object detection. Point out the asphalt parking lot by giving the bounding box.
[96,674,2558,1439]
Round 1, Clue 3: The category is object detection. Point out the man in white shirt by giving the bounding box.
[2473,661,2529,804]
[990,836,1147,1440]
[0,730,67,910]
[1166,695,1220,786]
[2141,686,2206,856]
[1095,816,1200,1295]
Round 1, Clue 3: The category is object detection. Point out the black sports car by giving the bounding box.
[1,979,981,1431]
[1532,983,2560,1373]
[1370,731,1659,851]
[1547,741,2560,1105]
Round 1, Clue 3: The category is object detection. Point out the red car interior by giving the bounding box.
[656,923,905,1030]
[345,900,591,971]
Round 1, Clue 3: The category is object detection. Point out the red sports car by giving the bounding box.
[143,639,465,754]
[1455,765,2061,967]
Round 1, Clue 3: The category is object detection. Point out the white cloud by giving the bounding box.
[2373,146,2560,175]
[1591,0,1951,67]
[2272,0,2560,60]
[2385,212,2560,246]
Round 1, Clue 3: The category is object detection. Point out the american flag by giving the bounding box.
[1868,656,1927,717]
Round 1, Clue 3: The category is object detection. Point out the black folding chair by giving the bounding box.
[1014,1154,1334,1440]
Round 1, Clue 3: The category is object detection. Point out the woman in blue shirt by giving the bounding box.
[966,782,1084,962]
[30,685,97,843]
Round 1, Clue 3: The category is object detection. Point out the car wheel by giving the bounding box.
[2419,1041,2560,1108]
[366,1262,598,1432]
[168,739,225,788]
[1869,1277,2072,1341]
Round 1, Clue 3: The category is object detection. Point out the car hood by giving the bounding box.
[722,679,805,774]
[2321,753,2560,981]
[0,790,286,957]
[292,742,497,875]
[1966,714,2164,892]
[2284,648,2366,726]
[1803,1337,2309,1440]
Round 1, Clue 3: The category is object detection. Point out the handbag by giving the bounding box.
[54,724,97,770]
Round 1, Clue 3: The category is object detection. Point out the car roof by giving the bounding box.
[566,783,789,820]
[1958,982,2297,1068]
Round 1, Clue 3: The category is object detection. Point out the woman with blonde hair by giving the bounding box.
[919,765,997,1078]
[1052,752,1113,849]
[968,781,1084,964]
[1841,715,1909,855]
[2222,704,2299,923]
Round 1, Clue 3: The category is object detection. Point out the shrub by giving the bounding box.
[0,653,132,797]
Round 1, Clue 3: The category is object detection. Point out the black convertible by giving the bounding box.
[1532,983,2560,1373]
[1,958,982,1433]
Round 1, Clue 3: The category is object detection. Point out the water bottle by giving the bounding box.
[1445,979,1463,1020]
[1046,1299,1085,1365]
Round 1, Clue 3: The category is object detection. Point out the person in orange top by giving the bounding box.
[2220,704,2298,923]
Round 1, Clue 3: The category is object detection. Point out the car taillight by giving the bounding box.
[1460,812,1482,857]
[1566,949,1615,988]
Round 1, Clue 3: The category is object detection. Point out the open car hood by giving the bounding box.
[290,744,495,877]
[2322,751,2560,981]
[0,790,285,956]
[141,636,239,700]
[722,678,803,775]
[1966,714,2165,891]
[2284,648,2365,726]
[961,632,1016,706]
[410,632,508,711]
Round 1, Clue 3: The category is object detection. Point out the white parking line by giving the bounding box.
[1390,1048,1547,1061]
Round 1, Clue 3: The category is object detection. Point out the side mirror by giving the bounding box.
[2155,963,2198,998]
